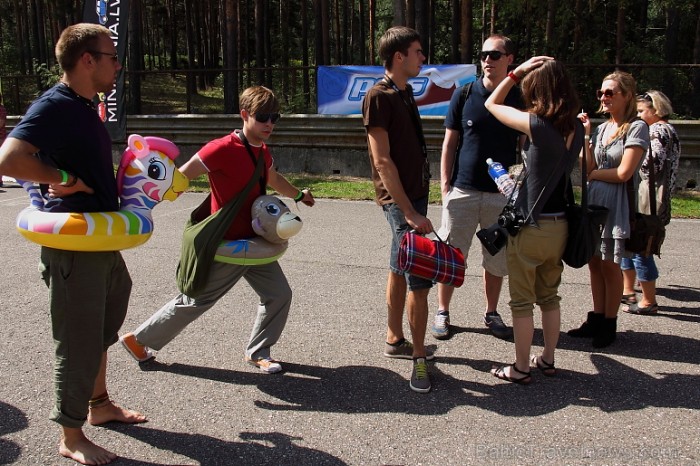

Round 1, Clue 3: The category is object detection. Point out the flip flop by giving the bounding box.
[531,355,556,376]
[623,302,659,315]
[491,363,531,385]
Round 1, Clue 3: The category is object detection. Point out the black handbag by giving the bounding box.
[625,149,665,257]
[562,144,609,268]
[175,136,265,298]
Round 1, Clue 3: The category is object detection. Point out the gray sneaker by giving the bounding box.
[410,358,431,393]
[384,339,435,360]
[430,311,450,339]
[484,311,513,339]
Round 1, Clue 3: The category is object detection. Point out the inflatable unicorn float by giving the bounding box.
[16,134,188,251]
[15,134,303,263]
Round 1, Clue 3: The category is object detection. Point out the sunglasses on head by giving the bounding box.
[480,50,505,61]
[637,93,653,102]
[596,89,620,99]
[254,113,281,124]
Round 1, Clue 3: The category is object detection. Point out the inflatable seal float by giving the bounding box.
[215,195,303,265]
[16,134,189,251]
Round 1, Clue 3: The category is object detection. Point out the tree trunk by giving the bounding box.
[461,0,473,63]
[663,5,680,98]
[184,0,197,99]
[128,0,143,114]
[545,0,556,55]
[314,0,324,66]
[406,0,414,28]
[369,0,376,64]
[415,0,429,58]
[13,0,27,75]
[451,0,460,63]
[692,4,700,117]
[394,0,405,26]
[223,0,238,113]
[615,0,625,65]
[322,0,331,65]
[167,0,178,71]
[255,0,265,84]
[302,0,310,108]
[280,0,290,102]
[334,0,341,64]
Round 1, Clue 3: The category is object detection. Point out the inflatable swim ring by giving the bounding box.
[16,134,189,251]
[214,195,303,265]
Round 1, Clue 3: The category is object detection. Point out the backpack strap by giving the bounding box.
[456,81,473,141]
[447,81,474,183]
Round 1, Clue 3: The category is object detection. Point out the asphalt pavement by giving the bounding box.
[0,181,698,465]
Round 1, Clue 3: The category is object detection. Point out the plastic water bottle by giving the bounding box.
[486,158,517,199]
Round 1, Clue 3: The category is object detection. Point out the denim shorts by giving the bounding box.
[620,254,659,282]
[382,197,433,291]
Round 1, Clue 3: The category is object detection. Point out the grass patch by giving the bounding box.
[185,173,700,219]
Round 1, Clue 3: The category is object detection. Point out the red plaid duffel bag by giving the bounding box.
[398,231,465,287]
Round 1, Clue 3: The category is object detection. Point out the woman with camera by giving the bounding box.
[484,57,583,384]
[568,72,649,347]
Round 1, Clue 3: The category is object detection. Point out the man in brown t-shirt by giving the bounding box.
[362,26,435,393]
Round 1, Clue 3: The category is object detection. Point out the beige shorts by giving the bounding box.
[437,187,508,277]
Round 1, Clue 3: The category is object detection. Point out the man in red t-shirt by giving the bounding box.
[120,86,314,374]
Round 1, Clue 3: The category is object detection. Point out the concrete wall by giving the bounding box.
[8,114,700,188]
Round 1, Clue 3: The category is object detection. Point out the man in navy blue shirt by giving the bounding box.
[0,24,145,465]
[430,35,522,341]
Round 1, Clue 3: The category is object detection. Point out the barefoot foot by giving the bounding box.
[60,428,117,465]
[88,400,147,426]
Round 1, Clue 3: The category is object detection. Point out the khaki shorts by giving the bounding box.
[506,219,567,318]
[438,187,508,277]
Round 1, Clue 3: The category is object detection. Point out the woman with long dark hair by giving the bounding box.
[485,57,583,384]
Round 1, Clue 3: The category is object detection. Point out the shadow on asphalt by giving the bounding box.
[0,401,28,464]
[104,424,347,466]
[134,354,699,421]
[655,284,700,303]
[555,330,700,364]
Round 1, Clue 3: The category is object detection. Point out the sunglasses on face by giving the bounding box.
[480,50,505,61]
[87,50,119,62]
[254,113,281,124]
[596,89,620,99]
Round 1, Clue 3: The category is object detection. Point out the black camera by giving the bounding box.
[497,204,525,236]
[476,223,509,256]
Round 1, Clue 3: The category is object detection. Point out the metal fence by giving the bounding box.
[2,64,699,117]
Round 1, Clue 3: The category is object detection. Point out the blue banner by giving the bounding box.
[317,64,477,116]
[82,0,129,141]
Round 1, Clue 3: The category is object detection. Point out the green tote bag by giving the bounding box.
[176,151,264,298]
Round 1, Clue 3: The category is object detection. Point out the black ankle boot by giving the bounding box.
[567,311,603,338]
[592,317,617,348]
